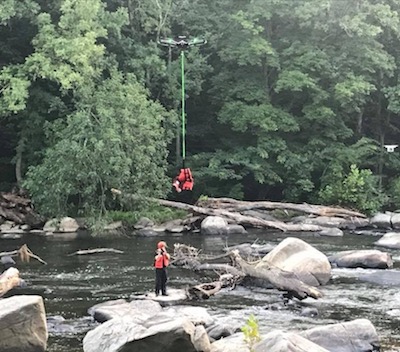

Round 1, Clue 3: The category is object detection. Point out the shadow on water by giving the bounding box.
[2,230,400,351]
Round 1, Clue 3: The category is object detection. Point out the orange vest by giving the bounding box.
[154,253,169,268]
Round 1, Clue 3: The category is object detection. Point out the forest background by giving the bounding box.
[1,0,400,223]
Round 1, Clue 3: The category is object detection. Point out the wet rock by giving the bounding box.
[329,250,393,269]
[132,288,188,307]
[0,295,48,352]
[254,330,329,352]
[193,325,212,352]
[47,315,75,334]
[374,232,400,249]
[135,228,159,237]
[370,212,392,229]
[391,213,400,229]
[164,306,215,326]
[134,217,155,229]
[300,318,380,352]
[1,255,16,270]
[201,216,228,235]
[210,332,248,352]
[227,224,247,235]
[255,237,331,286]
[300,307,319,317]
[88,299,162,323]
[319,228,344,237]
[43,217,80,233]
[302,216,349,228]
[206,321,241,341]
[83,314,198,352]
[358,270,400,286]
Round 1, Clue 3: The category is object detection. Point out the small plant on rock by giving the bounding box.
[241,314,261,352]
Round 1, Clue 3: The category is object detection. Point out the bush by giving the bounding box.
[318,164,387,215]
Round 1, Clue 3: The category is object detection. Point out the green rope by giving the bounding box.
[181,50,186,166]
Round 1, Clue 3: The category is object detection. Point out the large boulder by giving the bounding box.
[254,330,329,352]
[300,319,380,352]
[374,232,400,249]
[210,332,248,352]
[88,299,162,323]
[329,250,393,269]
[255,237,331,286]
[83,314,201,352]
[0,295,48,352]
[43,217,80,233]
[201,216,229,236]
[370,213,392,229]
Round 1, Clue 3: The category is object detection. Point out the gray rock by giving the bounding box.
[210,332,248,352]
[359,270,400,286]
[370,212,392,229]
[227,224,247,235]
[201,216,228,236]
[329,250,393,269]
[134,217,155,229]
[319,228,344,237]
[300,318,380,352]
[83,314,198,352]
[193,325,212,352]
[374,232,400,249]
[391,213,400,229]
[0,295,48,352]
[254,330,329,352]
[206,321,241,341]
[255,237,331,286]
[135,228,159,237]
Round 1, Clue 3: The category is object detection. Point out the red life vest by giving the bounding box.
[154,253,169,268]
[173,168,194,191]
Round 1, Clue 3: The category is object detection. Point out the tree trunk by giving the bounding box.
[229,250,323,300]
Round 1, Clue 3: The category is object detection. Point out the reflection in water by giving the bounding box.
[1,230,400,351]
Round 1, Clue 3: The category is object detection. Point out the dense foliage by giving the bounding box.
[2,0,400,216]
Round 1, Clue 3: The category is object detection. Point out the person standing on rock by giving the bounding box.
[154,241,170,296]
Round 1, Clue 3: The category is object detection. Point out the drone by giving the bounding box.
[158,36,207,49]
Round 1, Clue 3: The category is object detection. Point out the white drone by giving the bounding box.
[384,145,398,152]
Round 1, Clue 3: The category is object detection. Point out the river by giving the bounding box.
[2,229,400,351]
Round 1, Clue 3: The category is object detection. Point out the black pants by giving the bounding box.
[155,268,168,295]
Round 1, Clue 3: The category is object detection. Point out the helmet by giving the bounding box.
[157,241,167,249]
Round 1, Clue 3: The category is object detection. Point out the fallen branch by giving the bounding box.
[0,244,47,265]
[229,250,323,300]
[197,197,366,219]
[68,248,124,256]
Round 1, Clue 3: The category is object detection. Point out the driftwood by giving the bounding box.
[0,267,24,297]
[187,274,238,300]
[173,244,322,301]
[111,188,364,232]
[229,250,322,300]
[0,192,45,227]
[157,199,327,232]
[68,248,124,256]
[0,244,47,265]
[197,197,366,219]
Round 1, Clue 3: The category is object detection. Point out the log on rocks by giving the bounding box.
[0,192,45,227]
[197,197,366,219]
[229,250,323,300]
[111,188,345,232]
[68,248,124,256]
[157,199,326,232]
[0,267,24,297]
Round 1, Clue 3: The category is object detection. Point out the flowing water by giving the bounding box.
[2,230,400,351]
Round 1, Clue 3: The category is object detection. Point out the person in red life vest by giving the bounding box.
[172,168,194,192]
[154,241,170,296]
